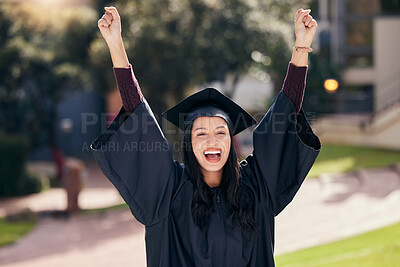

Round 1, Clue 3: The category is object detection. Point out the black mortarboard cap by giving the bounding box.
[161,88,257,135]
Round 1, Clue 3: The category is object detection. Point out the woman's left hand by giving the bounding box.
[294,9,318,48]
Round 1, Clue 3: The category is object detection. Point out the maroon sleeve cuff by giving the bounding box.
[113,64,143,113]
[282,62,307,114]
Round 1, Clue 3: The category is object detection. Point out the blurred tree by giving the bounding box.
[90,0,311,116]
[0,3,97,178]
[0,0,313,169]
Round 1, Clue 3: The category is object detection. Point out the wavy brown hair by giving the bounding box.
[182,121,256,240]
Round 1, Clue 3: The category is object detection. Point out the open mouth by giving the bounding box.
[203,149,222,162]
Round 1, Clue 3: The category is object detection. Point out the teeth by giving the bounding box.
[204,150,221,155]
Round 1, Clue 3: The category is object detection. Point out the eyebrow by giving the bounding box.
[193,125,228,132]
[193,127,207,132]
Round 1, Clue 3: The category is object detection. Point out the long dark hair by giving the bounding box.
[182,121,256,239]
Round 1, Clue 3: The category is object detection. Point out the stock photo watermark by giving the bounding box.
[79,109,317,153]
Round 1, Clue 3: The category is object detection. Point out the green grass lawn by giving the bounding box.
[80,203,128,215]
[0,218,36,247]
[308,145,400,178]
[275,222,400,267]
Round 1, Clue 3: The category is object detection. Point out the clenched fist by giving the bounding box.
[98,6,122,45]
[294,9,318,48]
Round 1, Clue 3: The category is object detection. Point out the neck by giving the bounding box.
[202,169,222,188]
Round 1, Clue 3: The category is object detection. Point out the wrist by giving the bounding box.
[291,47,309,67]
[106,36,124,51]
[294,40,311,48]
[293,46,313,53]
[108,38,129,68]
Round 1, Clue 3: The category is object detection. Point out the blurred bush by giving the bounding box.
[0,133,43,196]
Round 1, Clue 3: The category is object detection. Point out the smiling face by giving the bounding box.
[191,116,231,181]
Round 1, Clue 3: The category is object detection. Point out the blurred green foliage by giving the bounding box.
[90,0,312,115]
[0,133,42,196]
[0,0,312,153]
[0,3,97,149]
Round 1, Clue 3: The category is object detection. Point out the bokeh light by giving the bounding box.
[324,78,339,93]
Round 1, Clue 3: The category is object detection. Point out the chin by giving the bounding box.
[199,158,228,174]
[201,165,224,173]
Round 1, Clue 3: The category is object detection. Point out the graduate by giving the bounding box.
[92,6,321,267]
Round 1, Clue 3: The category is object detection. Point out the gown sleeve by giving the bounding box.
[113,64,143,113]
[90,94,181,227]
[245,63,321,216]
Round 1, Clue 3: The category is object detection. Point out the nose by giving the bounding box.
[206,134,218,145]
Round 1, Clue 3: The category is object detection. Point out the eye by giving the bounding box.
[196,132,206,137]
[217,131,226,135]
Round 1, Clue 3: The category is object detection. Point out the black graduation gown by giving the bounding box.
[91,91,321,267]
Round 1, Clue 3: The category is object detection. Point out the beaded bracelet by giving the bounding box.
[294,46,313,53]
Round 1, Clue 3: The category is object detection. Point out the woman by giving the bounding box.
[92,6,320,267]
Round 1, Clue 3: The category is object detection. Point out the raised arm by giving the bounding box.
[92,7,182,226]
[243,9,320,216]
[98,7,142,113]
[283,9,318,114]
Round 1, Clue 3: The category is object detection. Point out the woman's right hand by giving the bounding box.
[98,6,122,45]
[97,6,129,68]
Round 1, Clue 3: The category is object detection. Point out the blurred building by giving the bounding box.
[314,0,400,150]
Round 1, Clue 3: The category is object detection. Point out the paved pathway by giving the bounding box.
[275,166,400,254]
[1,162,400,266]
[0,161,124,217]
